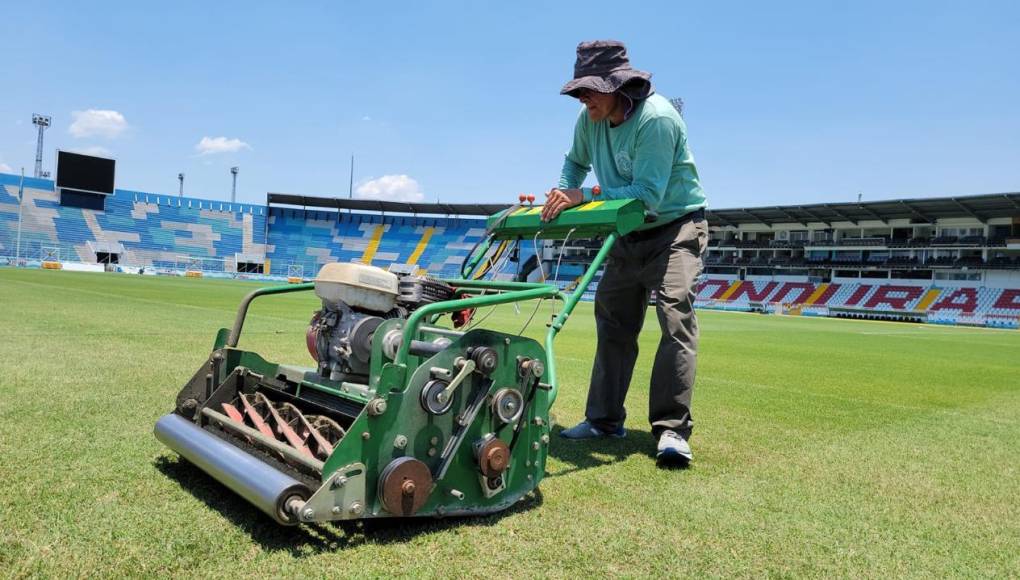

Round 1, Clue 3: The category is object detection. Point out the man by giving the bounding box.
[543,40,708,466]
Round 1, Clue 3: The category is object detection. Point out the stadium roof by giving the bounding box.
[267,191,1020,225]
[266,193,506,216]
[706,192,1020,227]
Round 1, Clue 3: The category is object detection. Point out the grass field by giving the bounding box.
[2,268,1019,577]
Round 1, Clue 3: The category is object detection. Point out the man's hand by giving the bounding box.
[541,188,583,222]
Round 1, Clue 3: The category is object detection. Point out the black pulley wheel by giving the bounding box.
[420,379,454,415]
[349,316,383,365]
[470,347,499,375]
[491,388,524,424]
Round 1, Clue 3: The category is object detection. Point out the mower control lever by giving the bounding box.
[436,357,476,405]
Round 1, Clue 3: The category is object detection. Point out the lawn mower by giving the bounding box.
[155,198,646,524]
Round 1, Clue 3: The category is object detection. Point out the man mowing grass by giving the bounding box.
[542,40,708,467]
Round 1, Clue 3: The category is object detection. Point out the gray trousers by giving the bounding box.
[586,214,708,440]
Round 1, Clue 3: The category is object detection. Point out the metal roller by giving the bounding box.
[382,329,454,360]
[154,413,311,525]
[409,338,453,358]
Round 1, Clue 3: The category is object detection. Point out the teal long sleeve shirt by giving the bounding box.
[558,93,707,230]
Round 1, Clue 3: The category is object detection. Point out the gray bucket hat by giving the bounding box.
[560,40,653,99]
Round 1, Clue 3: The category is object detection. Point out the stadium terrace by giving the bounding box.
[1,171,1018,329]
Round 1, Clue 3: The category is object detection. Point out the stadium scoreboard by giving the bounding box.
[56,150,116,209]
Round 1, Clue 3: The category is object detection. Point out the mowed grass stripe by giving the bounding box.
[1,268,1017,577]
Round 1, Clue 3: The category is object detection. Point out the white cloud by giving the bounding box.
[0,162,12,172]
[70,145,112,157]
[361,116,372,121]
[195,136,251,155]
[69,109,129,139]
[355,174,425,202]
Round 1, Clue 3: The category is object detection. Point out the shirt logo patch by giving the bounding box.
[615,151,633,179]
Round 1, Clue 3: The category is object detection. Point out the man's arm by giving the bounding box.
[543,110,591,221]
[558,109,591,189]
[559,157,589,190]
[598,116,679,213]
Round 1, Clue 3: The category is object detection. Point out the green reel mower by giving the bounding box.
[154,198,645,524]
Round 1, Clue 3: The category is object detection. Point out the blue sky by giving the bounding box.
[2,1,1018,209]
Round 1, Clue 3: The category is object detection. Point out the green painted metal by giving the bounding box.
[228,282,315,347]
[298,379,345,399]
[430,280,557,324]
[230,348,281,378]
[212,327,230,350]
[321,329,550,516]
[486,198,645,239]
[544,231,617,405]
[442,279,551,292]
[394,286,559,366]
[160,199,635,524]
[459,237,493,278]
[451,286,569,305]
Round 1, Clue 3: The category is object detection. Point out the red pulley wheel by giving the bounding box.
[306,311,321,362]
[452,308,475,328]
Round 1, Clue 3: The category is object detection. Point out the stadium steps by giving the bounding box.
[805,283,840,305]
[770,282,816,304]
[405,227,434,268]
[916,288,942,311]
[718,281,742,301]
[359,224,386,265]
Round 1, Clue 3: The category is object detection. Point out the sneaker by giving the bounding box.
[656,430,692,466]
[559,420,626,440]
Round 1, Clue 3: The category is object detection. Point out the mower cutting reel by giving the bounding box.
[155,198,645,524]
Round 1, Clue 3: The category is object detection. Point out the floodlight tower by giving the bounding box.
[349,155,354,199]
[669,98,684,117]
[178,173,185,197]
[230,166,239,203]
[32,114,52,178]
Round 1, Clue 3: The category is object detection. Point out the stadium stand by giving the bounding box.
[0,174,488,277]
[0,174,266,273]
[263,207,487,278]
[2,171,1018,329]
[693,278,1020,326]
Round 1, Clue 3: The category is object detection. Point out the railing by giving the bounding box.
[703,255,1020,270]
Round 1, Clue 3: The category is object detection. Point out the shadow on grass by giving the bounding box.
[154,456,542,556]
[547,425,693,472]
[545,424,657,478]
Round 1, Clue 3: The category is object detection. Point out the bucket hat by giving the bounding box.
[560,40,653,100]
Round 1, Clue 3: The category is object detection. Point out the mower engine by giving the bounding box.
[306,264,453,380]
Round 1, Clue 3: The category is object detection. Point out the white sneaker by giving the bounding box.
[656,430,692,466]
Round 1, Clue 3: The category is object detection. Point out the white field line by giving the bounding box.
[702,307,1019,335]
[700,375,1017,427]
[857,330,932,336]
[855,329,1020,347]
[854,322,1018,336]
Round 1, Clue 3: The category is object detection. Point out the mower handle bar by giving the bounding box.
[224,231,618,406]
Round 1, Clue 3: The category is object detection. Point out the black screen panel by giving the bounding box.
[56,151,115,194]
[60,189,107,210]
